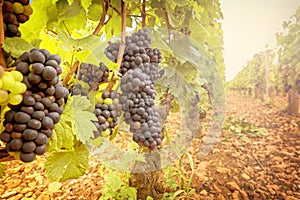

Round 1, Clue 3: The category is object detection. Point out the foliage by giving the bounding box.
[227,50,276,96]
[276,6,300,93]
[44,142,89,182]
[161,153,195,200]
[223,114,269,142]
[0,0,225,182]
[99,167,137,200]
[228,5,300,96]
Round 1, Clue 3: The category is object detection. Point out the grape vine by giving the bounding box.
[0,48,69,162]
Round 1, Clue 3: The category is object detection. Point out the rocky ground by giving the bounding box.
[190,92,300,200]
[0,91,299,200]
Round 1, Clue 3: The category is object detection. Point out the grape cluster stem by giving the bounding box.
[63,60,79,87]
[105,0,126,92]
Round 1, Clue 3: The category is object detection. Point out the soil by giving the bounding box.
[0,91,300,200]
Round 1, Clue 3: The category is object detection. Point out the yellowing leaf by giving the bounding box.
[81,0,92,11]
[62,95,97,144]
[3,38,34,58]
[45,144,89,182]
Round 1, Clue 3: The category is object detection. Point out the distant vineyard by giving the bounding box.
[227,6,300,115]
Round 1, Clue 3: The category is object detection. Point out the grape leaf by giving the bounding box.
[87,3,102,21]
[105,14,122,40]
[165,3,184,28]
[0,163,6,178]
[58,29,102,53]
[45,143,89,182]
[167,0,188,6]
[59,7,87,31]
[19,0,54,41]
[48,127,59,152]
[67,0,74,5]
[39,33,59,54]
[52,120,74,151]
[63,95,97,144]
[2,38,34,58]
[81,0,92,11]
[57,0,81,20]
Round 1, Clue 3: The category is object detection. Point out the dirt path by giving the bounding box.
[191,92,300,200]
[0,92,299,200]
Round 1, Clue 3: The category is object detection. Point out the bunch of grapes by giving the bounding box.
[105,29,152,64]
[120,68,162,150]
[0,48,69,162]
[2,0,33,37]
[71,62,109,96]
[108,29,164,150]
[0,68,27,106]
[92,91,122,138]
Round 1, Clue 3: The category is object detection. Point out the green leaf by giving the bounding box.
[167,0,188,6]
[151,0,164,8]
[39,33,59,54]
[105,14,122,40]
[240,136,250,142]
[87,3,102,21]
[57,0,81,20]
[173,190,185,197]
[2,38,34,58]
[81,0,92,11]
[150,30,172,52]
[0,163,6,178]
[71,95,98,144]
[58,29,102,53]
[45,143,89,182]
[50,119,74,151]
[165,2,185,28]
[189,18,209,46]
[19,0,54,41]
[59,7,87,31]
[120,186,137,200]
[68,0,74,4]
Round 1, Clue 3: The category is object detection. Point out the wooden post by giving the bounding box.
[265,50,270,98]
[287,88,299,116]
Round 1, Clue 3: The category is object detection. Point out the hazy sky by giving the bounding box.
[220,0,300,81]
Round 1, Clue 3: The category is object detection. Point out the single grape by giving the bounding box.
[1,72,15,91]
[13,2,24,14]
[10,82,27,94]
[104,98,113,106]
[22,141,36,153]
[20,152,35,162]
[8,93,23,105]
[101,129,111,137]
[0,90,9,104]
[11,71,23,82]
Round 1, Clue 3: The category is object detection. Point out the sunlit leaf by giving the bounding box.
[3,38,34,58]
[45,143,89,182]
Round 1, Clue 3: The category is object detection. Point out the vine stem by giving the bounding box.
[0,0,7,68]
[93,0,109,36]
[142,0,146,28]
[106,0,126,92]
[62,60,80,87]
[163,8,171,43]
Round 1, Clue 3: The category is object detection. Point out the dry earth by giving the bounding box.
[0,91,299,200]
